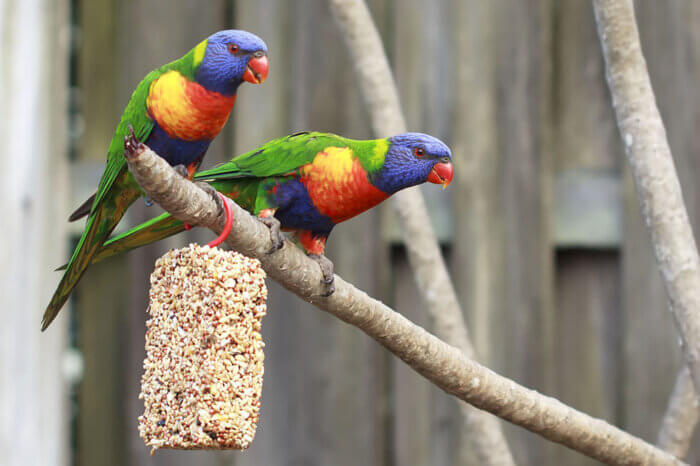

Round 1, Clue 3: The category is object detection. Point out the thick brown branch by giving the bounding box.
[125,144,686,466]
[325,1,514,464]
[593,0,700,450]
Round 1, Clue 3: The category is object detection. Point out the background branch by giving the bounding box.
[124,142,686,466]
[593,0,700,454]
[326,1,515,464]
[657,367,700,458]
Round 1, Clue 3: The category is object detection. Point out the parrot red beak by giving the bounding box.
[427,161,454,189]
[243,54,269,84]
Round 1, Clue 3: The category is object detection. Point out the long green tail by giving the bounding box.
[92,213,187,265]
[42,180,139,330]
[86,178,260,266]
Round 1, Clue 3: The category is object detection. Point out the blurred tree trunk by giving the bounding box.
[0,1,71,465]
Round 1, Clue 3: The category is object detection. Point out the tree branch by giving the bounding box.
[124,143,685,466]
[593,0,700,453]
[325,1,515,464]
[657,367,699,458]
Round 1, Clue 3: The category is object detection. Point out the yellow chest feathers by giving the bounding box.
[146,70,236,141]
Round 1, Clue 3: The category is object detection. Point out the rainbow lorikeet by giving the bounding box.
[80,131,453,295]
[42,30,269,330]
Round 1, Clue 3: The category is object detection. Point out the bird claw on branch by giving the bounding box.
[194,181,224,213]
[123,124,145,160]
[309,253,335,297]
[173,164,190,179]
[122,128,685,466]
[257,215,284,253]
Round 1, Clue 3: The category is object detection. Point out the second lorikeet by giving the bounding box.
[80,131,454,295]
[42,30,269,330]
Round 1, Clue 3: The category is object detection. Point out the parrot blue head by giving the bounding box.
[195,30,269,95]
[370,133,454,194]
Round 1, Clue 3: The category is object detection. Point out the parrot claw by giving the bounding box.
[195,181,223,211]
[184,182,222,232]
[258,216,284,253]
[309,254,335,297]
[123,124,144,160]
[173,164,189,179]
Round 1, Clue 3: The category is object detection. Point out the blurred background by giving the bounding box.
[3,0,700,465]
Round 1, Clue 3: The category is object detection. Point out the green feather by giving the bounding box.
[84,132,390,266]
[195,131,387,181]
[91,46,202,215]
[92,213,188,265]
[43,173,141,330]
[42,43,206,330]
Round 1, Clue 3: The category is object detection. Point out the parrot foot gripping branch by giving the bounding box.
[122,130,453,450]
[49,81,453,453]
[41,29,270,331]
[94,130,454,302]
[123,125,233,248]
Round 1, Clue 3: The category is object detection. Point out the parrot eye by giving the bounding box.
[414,148,425,158]
[228,43,239,54]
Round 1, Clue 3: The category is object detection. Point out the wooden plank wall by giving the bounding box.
[59,0,700,465]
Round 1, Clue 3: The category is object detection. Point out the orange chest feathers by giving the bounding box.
[299,147,389,223]
[146,70,236,141]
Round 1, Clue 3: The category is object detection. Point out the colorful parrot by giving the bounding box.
[42,30,269,330]
[80,131,454,295]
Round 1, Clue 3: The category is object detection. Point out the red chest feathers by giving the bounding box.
[147,70,235,141]
[299,147,388,223]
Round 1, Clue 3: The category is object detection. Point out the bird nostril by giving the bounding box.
[253,51,265,58]
[439,156,450,164]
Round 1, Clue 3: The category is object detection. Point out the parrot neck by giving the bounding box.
[367,142,430,194]
[195,73,242,97]
[194,55,243,96]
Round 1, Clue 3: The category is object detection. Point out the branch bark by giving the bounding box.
[657,367,699,458]
[325,1,515,464]
[593,0,700,452]
[124,143,686,466]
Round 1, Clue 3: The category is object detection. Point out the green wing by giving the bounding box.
[83,132,381,267]
[89,77,156,214]
[91,43,202,214]
[194,131,360,181]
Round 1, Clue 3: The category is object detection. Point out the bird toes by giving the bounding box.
[123,124,144,159]
[309,253,336,297]
[258,216,284,253]
[194,181,222,207]
[173,164,190,179]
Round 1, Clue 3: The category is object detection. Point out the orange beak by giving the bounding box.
[427,161,454,189]
[243,54,269,84]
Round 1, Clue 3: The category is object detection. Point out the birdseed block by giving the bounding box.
[139,244,267,451]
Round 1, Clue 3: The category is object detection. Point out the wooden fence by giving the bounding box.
[5,0,700,465]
